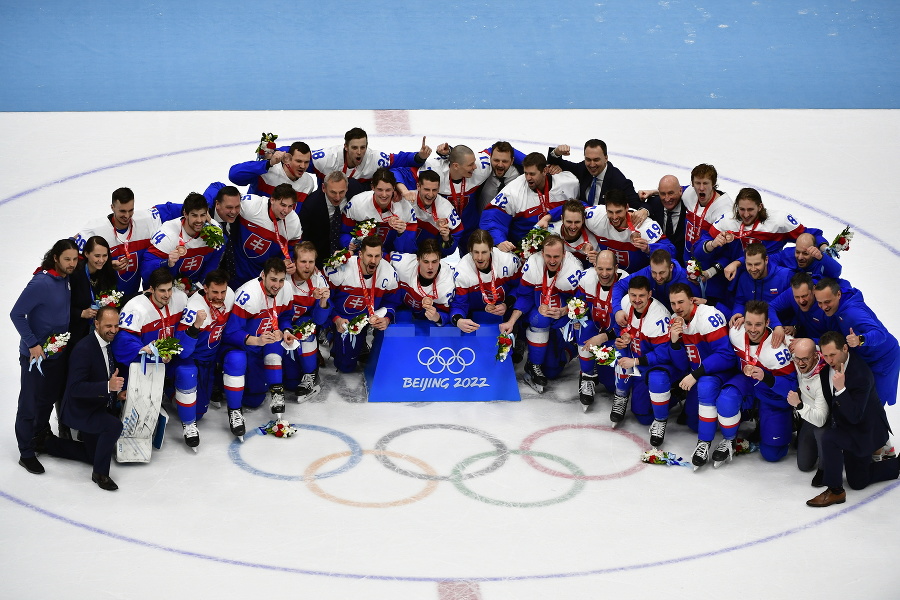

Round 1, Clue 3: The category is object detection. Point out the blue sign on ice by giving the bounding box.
[364,320,520,403]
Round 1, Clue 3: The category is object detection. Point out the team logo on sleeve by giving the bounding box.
[243,234,272,257]
[404,292,422,310]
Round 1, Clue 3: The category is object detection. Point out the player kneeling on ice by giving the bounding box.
[666,283,738,470]
[721,300,798,466]
[612,276,681,448]
[221,258,297,429]
[172,269,236,450]
[500,235,581,394]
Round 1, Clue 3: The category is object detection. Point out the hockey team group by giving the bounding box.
[11,128,900,504]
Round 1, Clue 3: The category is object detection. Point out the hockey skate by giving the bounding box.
[182,422,199,452]
[209,388,224,410]
[712,438,736,468]
[610,395,628,427]
[523,362,547,394]
[228,408,245,442]
[269,384,286,416]
[649,419,667,448]
[296,371,321,402]
[578,373,597,412]
[692,439,711,471]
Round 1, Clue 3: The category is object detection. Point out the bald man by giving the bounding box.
[640,175,687,264]
[786,338,830,486]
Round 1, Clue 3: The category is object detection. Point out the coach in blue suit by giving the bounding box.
[60,306,125,491]
[807,331,899,507]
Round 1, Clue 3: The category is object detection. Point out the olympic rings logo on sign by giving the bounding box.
[229,423,649,509]
[416,346,476,375]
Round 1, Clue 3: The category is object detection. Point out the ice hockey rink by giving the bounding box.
[1,108,899,599]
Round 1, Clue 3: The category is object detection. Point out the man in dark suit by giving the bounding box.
[298,170,364,268]
[640,175,688,265]
[59,306,125,491]
[807,331,899,507]
[547,139,641,208]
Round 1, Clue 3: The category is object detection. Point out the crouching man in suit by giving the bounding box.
[807,331,899,506]
[60,306,125,491]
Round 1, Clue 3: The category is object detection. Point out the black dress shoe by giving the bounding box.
[92,472,119,491]
[19,456,45,474]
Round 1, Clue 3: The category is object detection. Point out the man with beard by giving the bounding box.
[728,243,793,329]
[814,277,900,409]
[142,192,224,289]
[726,232,842,281]
[667,283,738,470]
[720,301,797,466]
[409,170,463,257]
[500,235,582,394]
[223,258,297,418]
[450,229,521,333]
[546,200,601,268]
[612,249,694,322]
[11,239,80,474]
[611,277,678,446]
[575,250,627,411]
[173,270,237,449]
[391,239,455,325]
[282,242,332,402]
[584,189,675,274]
[807,331,899,507]
[325,236,401,373]
[229,141,317,203]
[547,139,640,207]
[341,168,417,255]
[73,187,166,301]
[481,152,579,253]
[233,183,303,284]
[477,141,524,211]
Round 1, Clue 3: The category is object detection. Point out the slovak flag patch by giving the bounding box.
[244,234,272,257]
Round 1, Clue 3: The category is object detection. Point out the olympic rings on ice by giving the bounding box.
[228,422,647,507]
[416,346,476,375]
[374,424,509,481]
[519,424,648,481]
[229,423,363,481]
[451,450,585,508]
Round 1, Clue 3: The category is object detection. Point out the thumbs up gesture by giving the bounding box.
[846,327,861,347]
[109,368,124,392]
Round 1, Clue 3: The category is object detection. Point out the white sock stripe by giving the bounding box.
[718,413,741,427]
[223,374,244,387]
[698,405,718,419]
[264,353,282,366]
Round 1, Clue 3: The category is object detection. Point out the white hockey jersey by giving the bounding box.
[310,144,392,182]
[389,252,455,311]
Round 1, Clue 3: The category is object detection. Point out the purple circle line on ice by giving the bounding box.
[1,481,897,582]
[1,125,897,582]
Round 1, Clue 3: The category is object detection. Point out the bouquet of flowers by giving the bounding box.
[173,277,193,294]
[735,438,759,455]
[641,449,691,467]
[256,132,278,160]
[95,289,124,308]
[496,332,514,362]
[345,314,368,336]
[29,331,72,373]
[567,297,587,321]
[587,344,616,366]
[291,319,316,340]
[199,223,225,250]
[351,218,377,241]
[825,225,854,259]
[520,227,550,259]
[152,337,183,360]
[259,419,298,438]
[685,259,704,281]
[324,247,352,271]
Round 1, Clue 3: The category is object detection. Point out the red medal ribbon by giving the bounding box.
[152,301,172,339]
[477,264,498,305]
[743,330,767,368]
[541,266,560,306]
[356,260,377,317]
[111,218,134,267]
[448,178,467,215]
[258,279,279,331]
[268,208,291,260]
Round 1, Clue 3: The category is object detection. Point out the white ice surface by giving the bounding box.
[1,110,898,599]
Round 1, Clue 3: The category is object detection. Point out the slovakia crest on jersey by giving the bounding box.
[343,295,368,313]
[207,323,225,347]
[180,255,204,273]
[244,234,272,257]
